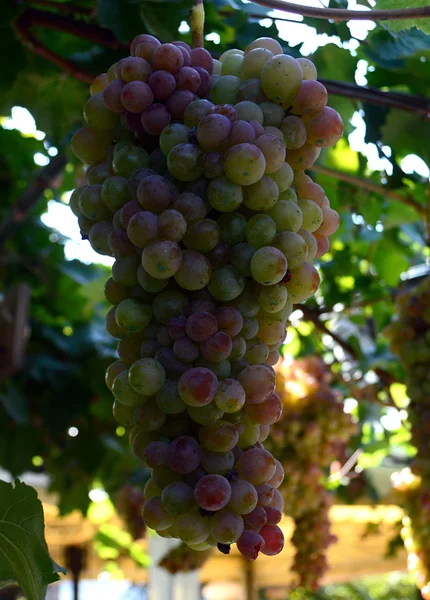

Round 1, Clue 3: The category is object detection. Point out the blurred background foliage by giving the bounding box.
[0,0,429,588]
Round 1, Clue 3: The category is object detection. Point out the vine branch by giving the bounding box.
[190,0,205,49]
[311,164,426,217]
[28,0,93,16]
[251,0,430,22]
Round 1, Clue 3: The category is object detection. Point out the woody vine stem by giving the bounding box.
[190,0,205,49]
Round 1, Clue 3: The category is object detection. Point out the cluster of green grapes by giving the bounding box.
[114,485,147,540]
[159,541,213,574]
[69,31,343,560]
[386,277,430,598]
[267,356,356,588]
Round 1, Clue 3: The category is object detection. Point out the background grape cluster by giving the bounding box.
[267,356,357,588]
[70,31,343,561]
[386,277,430,599]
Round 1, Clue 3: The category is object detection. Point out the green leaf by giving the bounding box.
[98,0,147,43]
[0,480,65,600]
[0,385,29,425]
[372,239,409,286]
[381,109,430,164]
[383,201,420,228]
[363,27,430,68]
[373,0,430,34]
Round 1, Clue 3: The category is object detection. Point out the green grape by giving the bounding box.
[243,175,279,211]
[144,478,162,501]
[261,54,303,108]
[214,378,246,413]
[279,187,298,203]
[113,146,150,177]
[228,286,260,317]
[134,400,166,431]
[220,49,244,63]
[207,176,243,212]
[174,250,212,291]
[89,221,113,255]
[183,219,221,253]
[112,255,140,287]
[208,266,245,302]
[71,127,111,164]
[230,243,256,278]
[230,336,247,361]
[297,199,323,232]
[156,380,187,414]
[210,509,244,544]
[259,101,284,127]
[241,48,273,80]
[254,134,286,174]
[238,78,267,104]
[273,231,308,269]
[115,298,152,333]
[112,370,147,407]
[143,497,174,531]
[266,200,303,232]
[238,417,261,446]
[234,101,264,124]
[297,57,318,80]
[158,209,187,242]
[245,37,283,55]
[79,184,110,221]
[187,402,224,425]
[218,212,247,248]
[129,357,166,395]
[241,318,259,340]
[286,262,320,303]
[210,75,241,105]
[184,99,215,128]
[84,92,118,129]
[106,360,128,390]
[152,290,188,324]
[195,358,232,380]
[221,53,244,77]
[101,176,130,212]
[246,214,276,249]
[176,509,210,545]
[256,283,288,313]
[160,123,190,156]
[141,240,182,279]
[299,228,318,261]
[137,265,168,294]
[250,246,287,285]
[199,420,239,452]
[69,186,85,216]
[161,482,194,515]
[167,143,204,182]
[223,143,266,186]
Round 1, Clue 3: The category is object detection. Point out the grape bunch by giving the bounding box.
[158,541,213,574]
[114,485,147,540]
[267,356,356,588]
[69,31,343,561]
[385,277,430,598]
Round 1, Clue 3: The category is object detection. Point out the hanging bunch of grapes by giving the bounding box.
[386,277,430,599]
[266,356,357,588]
[158,541,213,574]
[69,9,343,560]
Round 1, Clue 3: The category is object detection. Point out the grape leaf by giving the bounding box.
[0,480,65,600]
[373,0,430,34]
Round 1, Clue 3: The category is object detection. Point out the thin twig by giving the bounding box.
[190,0,205,49]
[320,79,430,118]
[311,164,425,217]
[251,0,430,22]
[328,449,363,482]
[0,153,67,250]
[28,0,92,16]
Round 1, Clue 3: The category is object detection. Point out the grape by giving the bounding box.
[108,227,135,257]
[137,267,168,295]
[220,49,244,63]
[259,525,284,555]
[299,228,318,261]
[160,123,190,156]
[297,199,323,232]
[129,357,166,396]
[137,174,177,213]
[200,449,235,475]
[121,57,152,83]
[174,192,206,223]
[90,73,108,95]
[175,66,201,92]
[113,146,150,177]
[241,48,273,79]
[167,435,201,474]
[314,234,330,258]
[237,79,267,105]
[141,104,171,136]
[215,307,243,337]
[143,496,174,530]
[210,75,241,105]
[190,48,214,73]
[199,420,239,452]
[131,33,160,57]
[186,312,218,343]
[243,506,267,531]
[238,364,275,404]
[165,90,197,120]
[121,81,153,113]
[261,55,302,108]
[257,284,288,314]
[243,175,279,211]
[245,392,282,425]
[156,380,187,414]
[234,101,264,124]
[292,80,327,116]
[106,360,128,390]
[112,255,140,287]
[250,246,287,286]
[267,460,284,488]
[115,298,152,333]
[256,317,285,346]
[259,101,284,127]
[280,115,307,150]
[254,134,286,174]
[158,209,187,242]
[207,176,243,212]
[238,418,261,446]
[210,509,244,544]
[176,510,209,545]
[178,367,218,407]
[230,336,247,361]
[245,37,283,55]
[246,214,276,249]
[256,484,274,507]
[187,401,223,426]
[152,43,184,73]
[208,265,245,302]
[267,200,303,233]
[194,474,231,511]
[101,176,130,212]
[167,143,204,182]
[205,241,230,269]
[197,114,231,151]
[141,240,182,279]
[316,206,340,236]
[184,99,214,128]
[103,80,125,113]
[236,448,276,486]
[112,370,146,407]
[237,530,266,560]
[84,93,118,130]
[200,332,232,363]
[222,53,244,77]
[286,143,321,170]
[134,401,166,431]
[279,187,297,203]
[174,250,212,291]
[80,184,110,221]
[304,106,344,147]
[152,290,188,325]
[287,262,320,303]
[229,243,256,278]
[113,400,135,426]
[241,318,259,341]
[89,221,114,255]
[274,232,307,270]
[223,143,266,186]
[152,464,184,489]
[217,213,247,249]
[228,480,258,515]
[229,120,256,145]
[195,67,211,96]
[183,218,221,252]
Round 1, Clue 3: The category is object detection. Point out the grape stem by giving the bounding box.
[251,0,430,22]
[311,164,426,217]
[190,0,205,49]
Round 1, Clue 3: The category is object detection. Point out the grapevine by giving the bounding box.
[268,356,357,588]
[386,277,430,599]
[69,2,343,560]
